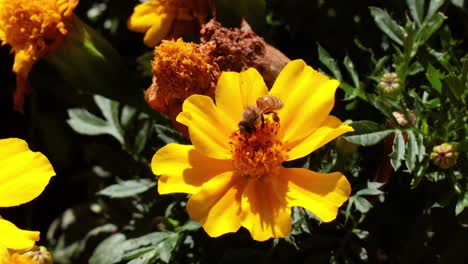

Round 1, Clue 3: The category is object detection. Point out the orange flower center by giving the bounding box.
[229,115,287,180]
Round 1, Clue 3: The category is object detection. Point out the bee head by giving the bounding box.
[238,121,256,135]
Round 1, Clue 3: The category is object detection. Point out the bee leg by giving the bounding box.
[272,112,279,122]
[261,114,265,128]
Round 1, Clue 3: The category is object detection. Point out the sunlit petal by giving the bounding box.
[0,219,39,250]
[152,143,232,194]
[286,116,354,161]
[240,178,291,241]
[177,95,233,159]
[269,60,340,142]
[215,69,269,130]
[278,167,351,222]
[143,13,175,47]
[187,171,245,237]
[0,138,55,207]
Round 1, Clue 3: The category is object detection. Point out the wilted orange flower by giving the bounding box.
[0,0,79,111]
[128,0,212,47]
[151,60,353,241]
[0,138,55,263]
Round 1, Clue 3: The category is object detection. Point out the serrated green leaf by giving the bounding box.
[343,56,360,89]
[89,233,127,264]
[67,95,125,144]
[369,7,405,46]
[416,12,445,46]
[445,73,464,100]
[407,0,425,26]
[353,196,373,213]
[427,0,445,19]
[426,64,443,93]
[455,193,468,215]
[135,120,152,154]
[156,233,179,263]
[343,121,394,146]
[318,44,342,81]
[417,133,426,162]
[98,179,156,198]
[390,130,406,171]
[126,250,159,264]
[405,130,419,172]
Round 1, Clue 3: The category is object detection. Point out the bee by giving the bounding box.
[238,95,283,134]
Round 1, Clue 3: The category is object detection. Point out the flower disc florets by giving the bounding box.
[230,115,287,180]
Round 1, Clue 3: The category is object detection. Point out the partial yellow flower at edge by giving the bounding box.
[0,0,79,111]
[127,0,212,47]
[151,59,354,241]
[0,138,55,250]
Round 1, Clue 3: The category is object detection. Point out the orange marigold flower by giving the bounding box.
[0,0,79,111]
[128,0,212,47]
[146,38,215,113]
[151,60,353,241]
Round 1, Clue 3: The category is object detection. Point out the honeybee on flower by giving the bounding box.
[151,60,353,241]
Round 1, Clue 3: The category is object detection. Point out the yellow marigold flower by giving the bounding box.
[128,0,212,47]
[0,0,79,111]
[0,138,55,261]
[151,60,354,241]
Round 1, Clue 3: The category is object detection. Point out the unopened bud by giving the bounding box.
[430,143,459,169]
[392,111,416,127]
[15,246,52,264]
[378,72,401,96]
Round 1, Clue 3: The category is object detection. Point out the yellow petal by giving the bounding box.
[143,13,175,47]
[215,69,269,132]
[286,115,354,161]
[127,1,176,47]
[240,179,291,241]
[278,167,351,222]
[176,95,233,159]
[186,171,245,237]
[152,143,232,194]
[0,245,9,262]
[0,138,55,207]
[269,60,340,143]
[0,219,39,250]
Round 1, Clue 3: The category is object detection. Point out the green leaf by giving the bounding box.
[343,121,394,146]
[455,192,468,215]
[369,7,405,46]
[98,179,156,198]
[89,233,127,264]
[405,130,419,172]
[67,95,124,144]
[427,0,445,19]
[417,133,426,162]
[445,73,464,100]
[343,56,360,89]
[353,196,373,213]
[406,0,425,26]
[426,64,443,93]
[415,12,445,46]
[318,44,343,81]
[390,130,406,171]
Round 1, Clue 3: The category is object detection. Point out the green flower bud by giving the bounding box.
[15,246,52,264]
[378,72,401,96]
[430,143,459,169]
